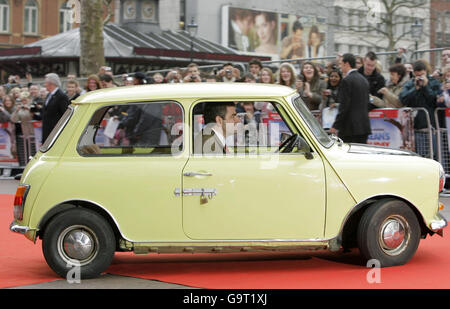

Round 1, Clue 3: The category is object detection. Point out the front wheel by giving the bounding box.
[42,208,116,279]
[357,199,421,267]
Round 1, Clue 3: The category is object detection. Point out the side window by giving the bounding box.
[78,101,183,156]
[192,101,297,155]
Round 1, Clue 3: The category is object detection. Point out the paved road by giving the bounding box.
[2,179,449,289]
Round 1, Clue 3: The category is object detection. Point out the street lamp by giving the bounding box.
[187,17,198,63]
[411,19,423,60]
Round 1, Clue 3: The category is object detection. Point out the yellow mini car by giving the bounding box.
[10,83,447,279]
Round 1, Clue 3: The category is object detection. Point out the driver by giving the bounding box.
[194,102,240,154]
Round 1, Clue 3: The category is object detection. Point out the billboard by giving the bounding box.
[222,6,327,61]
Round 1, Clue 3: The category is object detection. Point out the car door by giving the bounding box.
[182,100,326,240]
[70,101,187,242]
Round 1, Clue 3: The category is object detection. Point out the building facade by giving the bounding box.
[430,0,450,68]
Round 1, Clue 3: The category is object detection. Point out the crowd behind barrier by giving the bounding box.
[1,47,450,179]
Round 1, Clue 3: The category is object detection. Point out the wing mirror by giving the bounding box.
[296,137,313,160]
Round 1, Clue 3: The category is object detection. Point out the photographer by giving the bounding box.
[217,63,240,82]
[165,68,183,83]
[183,63,203,83]
[400,60,442,157]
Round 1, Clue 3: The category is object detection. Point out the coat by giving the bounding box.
[332,70,372,138]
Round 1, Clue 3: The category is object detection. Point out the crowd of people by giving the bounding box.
[0,48,449,161]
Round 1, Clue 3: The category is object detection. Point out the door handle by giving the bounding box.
[183,172,212,177]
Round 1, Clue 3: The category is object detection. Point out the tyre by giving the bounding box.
[357,199,421,267]
[42,208,116,279]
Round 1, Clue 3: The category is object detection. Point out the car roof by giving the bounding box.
[73,82,297,105]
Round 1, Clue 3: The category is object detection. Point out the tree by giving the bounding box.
[332,0,431,58]
[79,0,114,77]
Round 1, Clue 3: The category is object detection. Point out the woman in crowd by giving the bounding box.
[0,95,16,122]
[377,64,408,108]
[277,62,297,89]
[259,67,275,84]
[296,61,327,110]
[0,95,17,158]
[322,69,342,109]
[85,74,102,92]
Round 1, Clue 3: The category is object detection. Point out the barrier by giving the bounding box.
[435,108,450,178]
[0,121,41,177]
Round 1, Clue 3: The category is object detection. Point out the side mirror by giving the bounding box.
[296,137,313,160]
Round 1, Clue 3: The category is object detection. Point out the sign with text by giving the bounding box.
[368,109,415,151]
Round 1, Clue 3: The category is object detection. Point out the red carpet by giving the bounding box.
[2,193,450,289]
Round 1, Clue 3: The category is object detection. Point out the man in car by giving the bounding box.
[194,102,240,154]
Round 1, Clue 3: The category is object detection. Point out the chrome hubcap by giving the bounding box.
[379,216,409,256]
[58,225,98,266]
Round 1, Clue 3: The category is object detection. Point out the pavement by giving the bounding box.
[2,179,450,289]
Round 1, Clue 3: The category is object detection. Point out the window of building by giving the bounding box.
[0,0,9,33]
[24,0,38,35]
[59,1,73,33]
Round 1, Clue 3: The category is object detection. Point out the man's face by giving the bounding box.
[219,106,239,137]
[339,59,348,74]
[44,79,54,92]
[249,64,261,76]
[29,85,39,97]
[414,70,427,78]
[364,58,377,75]
[442,50,450,66]
[188,67,199,76]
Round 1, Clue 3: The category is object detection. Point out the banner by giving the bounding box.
[368,109,415,151]
[222,6,327,61]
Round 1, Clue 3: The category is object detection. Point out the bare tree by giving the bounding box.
[332,0,431,53]
[79,0,114,77]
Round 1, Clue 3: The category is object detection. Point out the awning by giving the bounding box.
[0,23,270,64]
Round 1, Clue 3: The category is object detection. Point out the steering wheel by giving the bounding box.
[276,134,300,153]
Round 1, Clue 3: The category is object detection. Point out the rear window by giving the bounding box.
[39,106,74,153]
[77,101,184,156]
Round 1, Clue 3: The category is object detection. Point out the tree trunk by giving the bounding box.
[80,0,105,77]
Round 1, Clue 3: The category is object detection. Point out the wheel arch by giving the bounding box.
[339,195,429,249]
[37,200,124,250]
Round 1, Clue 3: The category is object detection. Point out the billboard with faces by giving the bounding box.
[221,6,327,61]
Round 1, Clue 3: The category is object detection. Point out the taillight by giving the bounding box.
[13,185,30,221]
[439,164,446,193]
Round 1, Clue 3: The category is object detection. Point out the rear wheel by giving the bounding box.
[42,208,116,279]
[357,199,421,267]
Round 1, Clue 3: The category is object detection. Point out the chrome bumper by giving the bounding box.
[10,221,31,234]
[430,214,448,237]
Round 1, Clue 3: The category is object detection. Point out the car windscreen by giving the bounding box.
[292,95,333,148]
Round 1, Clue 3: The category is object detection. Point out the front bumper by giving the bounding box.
[10,221,37,242]
[429,214,448,237]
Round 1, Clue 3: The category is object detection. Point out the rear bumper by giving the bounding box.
[10,221,37,242]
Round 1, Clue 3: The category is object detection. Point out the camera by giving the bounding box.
[225,69,232,74]
[415,76,425,87]
[190,75,196,81]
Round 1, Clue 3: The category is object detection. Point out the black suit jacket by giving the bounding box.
[332,70,372,137]
[42,88,70,143]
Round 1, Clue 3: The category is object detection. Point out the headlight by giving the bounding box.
[439,164,446,193]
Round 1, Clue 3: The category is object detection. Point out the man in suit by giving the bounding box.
[42,73,70,144]
[330,53,371,144]
[194,102,240,155]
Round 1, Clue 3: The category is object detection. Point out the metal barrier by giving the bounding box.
[435,108,450,178]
